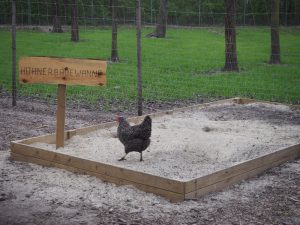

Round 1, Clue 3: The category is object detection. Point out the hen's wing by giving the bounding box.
[131,116,152,140]
[117,118,132,143]
[117,116,152,144]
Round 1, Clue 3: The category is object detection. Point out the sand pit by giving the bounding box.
[31,101,300,181]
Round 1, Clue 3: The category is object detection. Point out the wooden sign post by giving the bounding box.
[19,56,107,148]
[56,84,66,148]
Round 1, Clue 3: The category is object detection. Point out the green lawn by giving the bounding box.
[0,26,299,105]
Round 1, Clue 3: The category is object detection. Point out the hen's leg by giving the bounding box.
[140,152,143,161]
[118,153,127,161]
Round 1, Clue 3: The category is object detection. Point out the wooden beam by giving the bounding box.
[15,98,239,146]
[233,97,256,104]
[56,84,66,148]
[11,152,184,202]
[14,97,297,146]
[185,143,300,193]
[185,151,299,200]
[11,143,185,194]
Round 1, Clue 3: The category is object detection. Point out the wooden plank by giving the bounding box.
[58,97,298,144]
[185,152,299,200]
[56,84,66,148]
[67,121,117,138]
[11,143,185,194]
[77,98,296,135]
[185,143,300,193]
[19,56,107,86]
[13,134,56,145]
[15,98,239,145]
[233,97,256,104]
[17,98,238,145]
[232,97,300,110]
[11,152,184,202]
[14,121,118,146]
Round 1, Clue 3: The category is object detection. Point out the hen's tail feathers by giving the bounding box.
[144,115,152,122]
[142,115,152,128]
[140,116,152,139]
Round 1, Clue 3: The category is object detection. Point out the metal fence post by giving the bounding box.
[12,0,17,106]
[136,0,142,116]
[198,0,201,26]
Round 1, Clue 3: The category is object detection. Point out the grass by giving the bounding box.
[0,26,299,106]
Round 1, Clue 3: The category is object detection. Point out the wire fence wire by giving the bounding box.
[0,0,299,114]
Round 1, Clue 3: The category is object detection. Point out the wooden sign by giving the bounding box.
[19,56,107,149]
[19,56,107,86]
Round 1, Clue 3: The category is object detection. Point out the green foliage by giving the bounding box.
[0,26,299,106]
[1,0,299,26]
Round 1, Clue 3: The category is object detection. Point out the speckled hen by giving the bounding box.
[116,116,152,161]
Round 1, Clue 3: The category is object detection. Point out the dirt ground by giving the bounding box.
[0,93,299,225]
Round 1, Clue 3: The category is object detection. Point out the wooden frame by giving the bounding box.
[10,98,300,202]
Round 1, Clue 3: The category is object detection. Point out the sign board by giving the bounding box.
[19,56,107,149]
[19,56,107,86]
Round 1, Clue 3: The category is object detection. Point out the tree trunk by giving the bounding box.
[147,0,168,38]
[63,0,68,25]
[52,0,63,33]
[111,0,119,62]
[27,0,31,25]
[269,0,281,64]
[71,0,79,42]
[223,0,239,72]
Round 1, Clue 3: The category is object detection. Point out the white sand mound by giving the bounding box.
[32,102,300,181]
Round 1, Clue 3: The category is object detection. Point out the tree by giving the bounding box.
[52,0,63,33]
[223,0,239,72]
[111,0,119,62]
[269,0,281,64]
[71,0,79,42]
[147,0,168,38]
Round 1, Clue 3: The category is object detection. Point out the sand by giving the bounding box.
[31,102,300,181]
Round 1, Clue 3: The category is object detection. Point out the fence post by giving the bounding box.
[198,0,201,26]
[150,0,153,24]
[136,0,142,116]
[27,0,31,25]
[12,0,17,107]
[284,0,288,25]
[243,0,246,26]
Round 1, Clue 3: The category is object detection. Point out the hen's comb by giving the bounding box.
[116,116,123,122]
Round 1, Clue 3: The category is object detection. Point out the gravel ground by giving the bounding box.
[0,93,299,225]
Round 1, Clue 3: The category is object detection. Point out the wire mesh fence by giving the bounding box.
[0,0,299,114]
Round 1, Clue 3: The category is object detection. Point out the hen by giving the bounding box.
[117,115,152,161]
